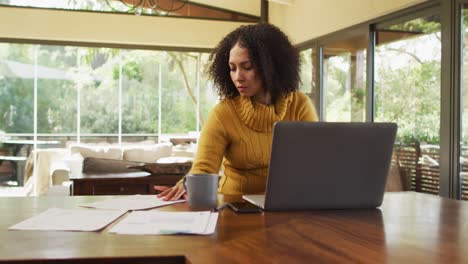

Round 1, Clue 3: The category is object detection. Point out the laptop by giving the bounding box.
[243,122,397,211]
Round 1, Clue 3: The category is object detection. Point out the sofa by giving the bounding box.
[23,142,196,196]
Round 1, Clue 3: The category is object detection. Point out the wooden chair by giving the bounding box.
[386,160,411,192]
[385,145,412,192]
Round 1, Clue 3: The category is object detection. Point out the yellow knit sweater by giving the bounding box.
[189,91,318,194]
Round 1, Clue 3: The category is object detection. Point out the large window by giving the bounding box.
[0,43,216,187]
[375,14,441,194]
[0,43,215,146]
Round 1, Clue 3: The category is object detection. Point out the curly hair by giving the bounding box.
[208,23,301,103]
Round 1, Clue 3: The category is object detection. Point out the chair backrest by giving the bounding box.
[385,161,411,191]
[385,146,412,192]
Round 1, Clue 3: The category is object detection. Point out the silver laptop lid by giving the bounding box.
[263,122,397,211]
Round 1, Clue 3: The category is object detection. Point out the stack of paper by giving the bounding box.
[109,211,218,235]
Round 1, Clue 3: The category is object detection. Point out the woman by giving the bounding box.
[155,23,318,200]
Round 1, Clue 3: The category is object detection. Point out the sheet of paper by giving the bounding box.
[79,195,186,211]
[8,208,126,232]
[109,211,218,235]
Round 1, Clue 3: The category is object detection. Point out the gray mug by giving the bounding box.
[183,174,219,209]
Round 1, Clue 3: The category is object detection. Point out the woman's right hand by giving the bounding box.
[154,183,187,201]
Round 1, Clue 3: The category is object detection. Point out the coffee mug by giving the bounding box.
[184,174,219,209]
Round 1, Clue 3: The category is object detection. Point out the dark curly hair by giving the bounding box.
[208,23,301,104]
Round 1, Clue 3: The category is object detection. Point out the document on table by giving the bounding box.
[109,211,219,235]
[79,195,186,211]
[8,208,126,232]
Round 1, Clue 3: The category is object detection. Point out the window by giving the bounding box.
[322,32,367,122]
[0,42,214,146]
[37,45,78,135]
[120,50,160,135]
[80,48,119,143]
[299,48,316,99]
[0,43,35,134]
[461,4,468,200]
[374,14,441,194]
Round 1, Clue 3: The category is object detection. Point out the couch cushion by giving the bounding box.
[70,145,122,160]
[123,143,172,163]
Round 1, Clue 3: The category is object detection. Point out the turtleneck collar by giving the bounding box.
[231,93,293,132]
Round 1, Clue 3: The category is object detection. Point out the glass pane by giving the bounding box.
[0,0,155,13]
[80,47,118,141]
[375,14,441,194]
[461,7,468,200]
[299,48,316,99]
[121,135,157,144]
[79,135,118,144]
[37,45,77,134]
[0,0,108,10]
[0,43,35,186]
[37,135,67,149]
[199,53,218,131]
[120,50,160,135]
[0,43,34,134]
[323,34,367,122]
[161,52,197,135]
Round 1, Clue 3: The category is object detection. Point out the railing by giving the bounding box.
[394,142,468,200]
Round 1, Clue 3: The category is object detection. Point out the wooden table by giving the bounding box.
[69,172,184,195]
[1,192,468,263]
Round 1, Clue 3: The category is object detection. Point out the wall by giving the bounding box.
[0,6,251,49]
[269,0,428,45]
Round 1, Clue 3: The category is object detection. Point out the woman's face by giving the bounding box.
[229,42,265,99]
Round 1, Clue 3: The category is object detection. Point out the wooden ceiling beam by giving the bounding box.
[118,0,259,22]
